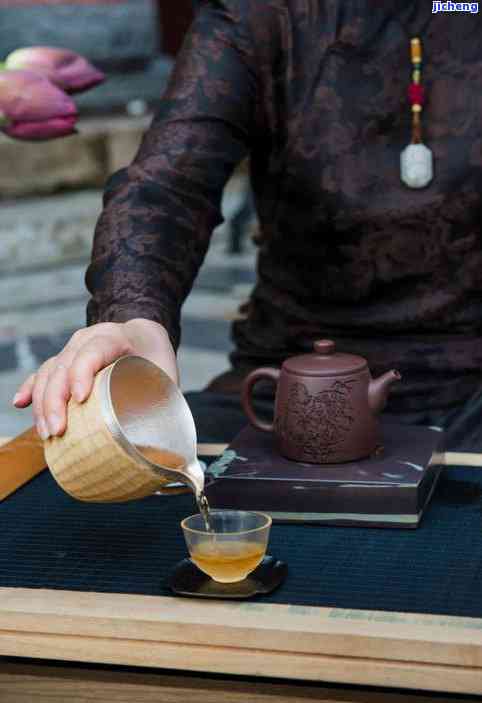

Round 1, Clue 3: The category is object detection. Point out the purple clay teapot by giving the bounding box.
[241,340,401,464]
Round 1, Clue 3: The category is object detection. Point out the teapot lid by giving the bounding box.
[283,340,367,377]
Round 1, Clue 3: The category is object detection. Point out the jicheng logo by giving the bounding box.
[432,1,479,11]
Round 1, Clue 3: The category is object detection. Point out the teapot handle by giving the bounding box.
[241,368,280,433]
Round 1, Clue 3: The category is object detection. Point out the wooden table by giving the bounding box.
[1,438,481,702]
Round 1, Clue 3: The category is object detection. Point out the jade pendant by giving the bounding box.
[400,143,434,189]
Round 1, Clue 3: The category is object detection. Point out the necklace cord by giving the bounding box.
[409,38,425,144]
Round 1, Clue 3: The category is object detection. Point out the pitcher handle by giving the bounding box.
[241,368,280,433]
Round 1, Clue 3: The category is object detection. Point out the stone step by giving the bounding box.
[0,301,88,344]
[0,263,89,313]
[0,115,150,199]
[1,164,254,274]
[0,281,245,344]
[0,191,102,275]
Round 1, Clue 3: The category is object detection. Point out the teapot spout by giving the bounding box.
[368,370,402,414]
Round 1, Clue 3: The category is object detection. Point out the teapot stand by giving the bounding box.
[205,423,444,529]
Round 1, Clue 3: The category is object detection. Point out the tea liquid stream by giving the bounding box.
[138,447,269,583]
[137,445,213,532]
[197,491,213,533]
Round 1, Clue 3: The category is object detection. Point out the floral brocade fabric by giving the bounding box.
[86,1,482,413]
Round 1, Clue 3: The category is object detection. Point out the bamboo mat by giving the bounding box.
[1,455,482,619]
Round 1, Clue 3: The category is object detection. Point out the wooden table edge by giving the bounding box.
[1,587,482,695]
[0,661,475,703]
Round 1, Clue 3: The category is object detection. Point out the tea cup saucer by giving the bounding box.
[168,555,287,599]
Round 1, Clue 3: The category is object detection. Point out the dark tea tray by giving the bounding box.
[205,423,444,529]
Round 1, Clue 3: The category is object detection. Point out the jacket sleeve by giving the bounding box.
[85,0,259,349]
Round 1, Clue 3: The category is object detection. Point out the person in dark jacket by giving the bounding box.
[14,1,482,449]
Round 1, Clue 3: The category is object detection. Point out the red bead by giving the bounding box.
[408,83,425,106]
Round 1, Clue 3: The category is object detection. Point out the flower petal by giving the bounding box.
[3,115,77,140]
[5,47,105,94]
[0,70,77,122]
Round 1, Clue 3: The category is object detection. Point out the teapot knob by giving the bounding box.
[314,339,336,355]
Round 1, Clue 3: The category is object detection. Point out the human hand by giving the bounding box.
[12,319,178,440]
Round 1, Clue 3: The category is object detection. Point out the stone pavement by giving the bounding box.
[1,186,257,438]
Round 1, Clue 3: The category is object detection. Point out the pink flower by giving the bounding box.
[0,69,78,140]
[5,47,105,94]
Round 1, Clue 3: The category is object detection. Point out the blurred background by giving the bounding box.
[0,0,257,437]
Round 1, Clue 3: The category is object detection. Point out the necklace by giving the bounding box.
[400,37,434,189]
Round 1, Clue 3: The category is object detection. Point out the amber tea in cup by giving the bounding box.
[181,510,272,583]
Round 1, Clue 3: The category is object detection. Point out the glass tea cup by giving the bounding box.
[181,510,272,583]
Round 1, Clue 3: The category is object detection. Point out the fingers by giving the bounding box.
[31,357,57,440]
[12,373,36,408]
[41,362,72,438]
[13,323,138,440]
[30,335,82,438]
[38,333,130,439]
[68,333,132,403]
[13,328,84,415]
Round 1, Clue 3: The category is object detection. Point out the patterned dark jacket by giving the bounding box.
[86,0,482,412]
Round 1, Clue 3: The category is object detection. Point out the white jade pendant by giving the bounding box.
[400,143,434,189]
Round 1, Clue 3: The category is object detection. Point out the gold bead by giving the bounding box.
[412,104,423,113]
[411,37,422,64]
[412,70,421,84]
